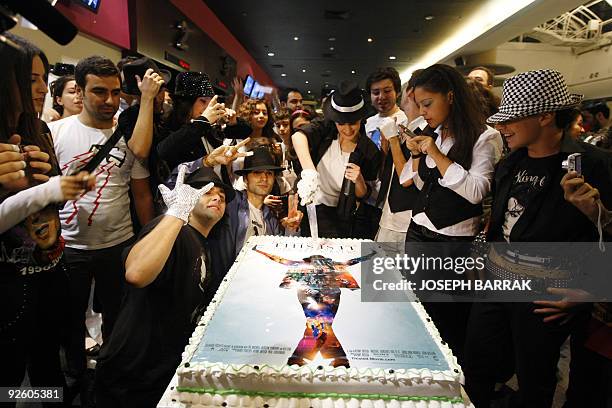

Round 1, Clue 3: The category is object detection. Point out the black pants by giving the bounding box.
[464,302,580,408]
[62,238,133,404]
[404,223,474,364]
[95,378,169,408]
[0,267,68,408]
[300,203,381,239]
[564,316,612,408]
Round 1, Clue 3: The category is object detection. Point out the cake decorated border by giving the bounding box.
[176,236,466,406]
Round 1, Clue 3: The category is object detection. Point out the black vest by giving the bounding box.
[412,154,482,230]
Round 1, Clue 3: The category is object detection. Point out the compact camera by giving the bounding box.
[561,153,582,175]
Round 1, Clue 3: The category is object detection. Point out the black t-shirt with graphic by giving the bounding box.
[501,153,563,242]
[96,216,212,390]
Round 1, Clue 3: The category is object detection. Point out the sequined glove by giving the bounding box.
[378,117,399,140]
[158,164,214,224]
[297,169,319,206]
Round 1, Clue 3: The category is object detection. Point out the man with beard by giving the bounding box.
[95,165,231,407]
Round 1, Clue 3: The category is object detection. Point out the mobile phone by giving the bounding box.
[398,124,419,139]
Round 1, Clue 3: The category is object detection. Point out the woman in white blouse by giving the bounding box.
[398,64,503,364]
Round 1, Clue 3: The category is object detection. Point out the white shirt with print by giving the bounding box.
[50,115,149,250]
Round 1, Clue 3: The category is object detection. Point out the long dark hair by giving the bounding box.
[414,64,485,169]
[0,36,22,141]
[166,94,198,131]
[3,33,58,176]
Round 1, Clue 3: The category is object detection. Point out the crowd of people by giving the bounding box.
[0,31,611,408]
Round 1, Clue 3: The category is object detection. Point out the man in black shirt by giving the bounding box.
[464,70,612,408]
[95,165,234,408]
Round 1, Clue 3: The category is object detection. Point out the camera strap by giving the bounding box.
[69,128,124,175]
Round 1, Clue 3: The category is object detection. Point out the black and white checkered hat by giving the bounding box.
[487,69,583,124]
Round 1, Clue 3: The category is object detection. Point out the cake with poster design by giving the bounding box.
[174,236,469,407]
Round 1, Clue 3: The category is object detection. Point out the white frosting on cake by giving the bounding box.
[174,237,468,407]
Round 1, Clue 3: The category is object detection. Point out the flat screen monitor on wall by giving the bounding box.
[74,0,101,13]
[243,75,255,96]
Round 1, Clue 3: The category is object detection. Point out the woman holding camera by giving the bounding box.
[398,64,503,363]
[157,72,251,171]
[291,80,382,238]
[0,34,95,401]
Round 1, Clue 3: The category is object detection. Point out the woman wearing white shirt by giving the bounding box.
[292,81,382,238]
[399,64,503,364]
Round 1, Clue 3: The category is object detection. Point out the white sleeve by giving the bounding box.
[130,155,150,179]
[437,128,503,204]
[0,176,64,233]
[399,157,424,189]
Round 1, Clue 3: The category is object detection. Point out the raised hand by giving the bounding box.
[158,164,214,224]
[202,95,227,124]
[137,68,165,100]
[203,138,252,167]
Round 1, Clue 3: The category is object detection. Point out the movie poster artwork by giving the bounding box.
[191,238,449,371]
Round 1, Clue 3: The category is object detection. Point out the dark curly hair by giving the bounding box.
[238,98,278,141]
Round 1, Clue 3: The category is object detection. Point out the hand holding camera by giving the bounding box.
[202,95,228,125]
[0,134,53,191]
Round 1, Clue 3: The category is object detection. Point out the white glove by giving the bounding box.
[158,165,214,224]
[297,169,319,206]
[378,117,399,140]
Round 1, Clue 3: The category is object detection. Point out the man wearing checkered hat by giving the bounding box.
[464,70,612,407]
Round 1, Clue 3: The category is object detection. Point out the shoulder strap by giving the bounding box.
[70,128,123,175]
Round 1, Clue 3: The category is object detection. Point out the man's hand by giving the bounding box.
[60,171,96,200]
[297,169,319,206]
[226,108,238,126]
[561,171,601,224]
[158,164,214,224]
[137,68,165,101]
[203,138,252,167]
[232,77,244,97]
[264,195,282,212]
[533,287,593,324]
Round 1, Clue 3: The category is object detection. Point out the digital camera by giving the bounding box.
[561,153,582,175]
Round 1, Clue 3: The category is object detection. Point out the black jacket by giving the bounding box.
[157,118,251,170]
[488,135,612,243]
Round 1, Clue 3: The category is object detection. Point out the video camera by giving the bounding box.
[1,0,77,45]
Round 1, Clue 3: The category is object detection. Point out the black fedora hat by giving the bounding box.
[121,57,172,95]
[323,80,368,124]
[234,147,284,176]
[185,166,235,202]
[174,71,215,98]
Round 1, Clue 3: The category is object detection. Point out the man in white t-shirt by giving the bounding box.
[364,67,422,243]
[49,56,153,404]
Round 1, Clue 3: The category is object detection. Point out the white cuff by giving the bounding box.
[399,158,417,184]
[437,162,467,189]
[46,176,64,202]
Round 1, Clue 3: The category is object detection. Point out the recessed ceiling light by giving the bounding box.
[302,69,306,73]
[267,52,275,56]
[293,36,299,41]
[305,81,309,84]
[329,46,335,51]
[425,15,435,21]
[367,37,373,43]
[281,73,287,77]
[328,37,336,41]
[389,56,396,60]
[351,70,356,74]
[308,90,312,94]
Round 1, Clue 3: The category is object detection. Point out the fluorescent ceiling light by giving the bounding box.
[400,0,537,81]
